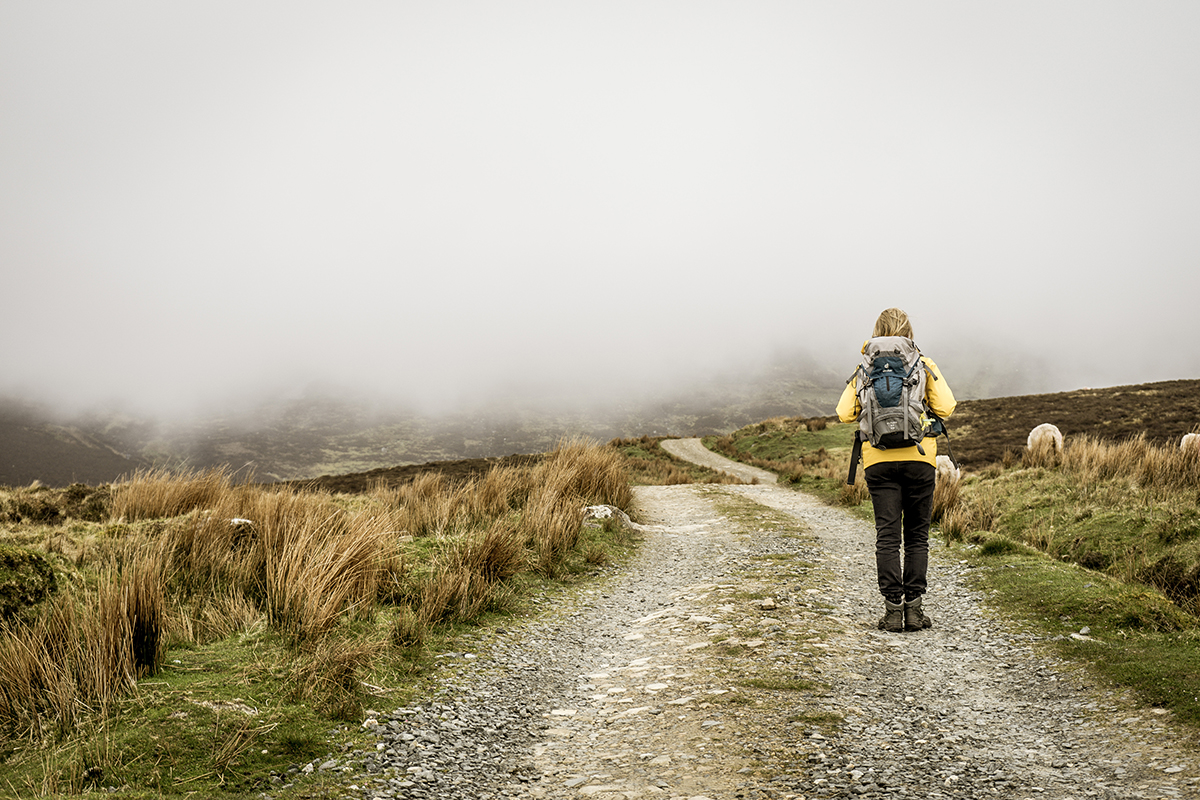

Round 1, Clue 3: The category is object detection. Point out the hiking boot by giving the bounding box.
[877,597,905,633]
[904,596,933,631]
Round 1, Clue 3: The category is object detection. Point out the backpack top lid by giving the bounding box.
[862,335,921,363]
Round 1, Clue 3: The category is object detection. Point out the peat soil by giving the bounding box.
[939,378,1200,470]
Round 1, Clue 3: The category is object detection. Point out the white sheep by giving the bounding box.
[1027,423,1064,454]
[935,454,960,483]
[1182,433,1200,451]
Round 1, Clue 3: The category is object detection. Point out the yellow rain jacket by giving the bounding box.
[835,343,957,470]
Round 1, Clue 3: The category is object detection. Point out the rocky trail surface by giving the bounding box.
[290,440,1200,800]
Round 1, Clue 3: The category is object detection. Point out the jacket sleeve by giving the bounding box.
[836,377,860,423]
[922,357,956,419]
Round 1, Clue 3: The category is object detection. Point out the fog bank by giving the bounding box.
[2,3,1197,422]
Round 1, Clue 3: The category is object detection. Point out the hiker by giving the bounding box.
[836,307,956,633]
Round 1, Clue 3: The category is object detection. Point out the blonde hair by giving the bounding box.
[873,307,913,339]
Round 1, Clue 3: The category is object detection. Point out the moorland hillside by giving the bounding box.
[2,375,1197,488]
[0,354,845,487]
[942,378,1200,469]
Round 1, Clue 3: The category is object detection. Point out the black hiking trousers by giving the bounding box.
[865,460,937,602]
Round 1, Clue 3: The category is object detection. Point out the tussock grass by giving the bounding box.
[539,437,633,510]
[288,634,385,721]
[943,435,1200,611]
[165,489,396,643]
[1022,435,1063,469]
[838,477,868,507]
[0,544,166,740]
[931,470,962,522]
[174,588,262,644]
[956,432,1200,721]
[0,435,635,791]
[0,485,65,525]
[414,516,526,625]
[1065,433,1200,496]
[109,467,234,521]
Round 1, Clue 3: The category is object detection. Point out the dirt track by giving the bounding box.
[343,440,1200,800]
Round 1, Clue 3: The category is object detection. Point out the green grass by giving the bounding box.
[735,675,819,692]
[708,491,814,536]
[0,630,336,798]
[609,436,744,486]
[8,419,1197,794]
[703,420,874,517]
[960,546,1200,724]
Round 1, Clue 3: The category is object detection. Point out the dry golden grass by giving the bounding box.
[838,478,868,506]
[389,605,426,648]
[516,438,632,574]
[260,508,391,643]
[171,589,263,645]
[538,437,633,509]
[470,464,536,517]
[0,544,166,739]
[374,475,497,538]
[409,514,529,625]
[1,438,634,741]
[159,488,400,643]
[288,634,386,721]
[1023,437,1064,469]
[524,490,584,575]
[457,516,527,584]
[939,482,1003,543]
[1064,433,1200,495]
[931,471,961,522]
[417,564,493,625]
[939,504,972,541]
[109,467,234,521]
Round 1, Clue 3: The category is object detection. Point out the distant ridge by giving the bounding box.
[944,378,1200,468]
[4,377,1195,488]
[0,400,147,487]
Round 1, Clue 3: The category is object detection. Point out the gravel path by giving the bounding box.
[288,440,1200,800]
[659,438,777,485]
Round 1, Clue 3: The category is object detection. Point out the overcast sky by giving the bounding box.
[2,2,1197,418]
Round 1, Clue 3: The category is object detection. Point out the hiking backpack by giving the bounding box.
[854,336,931,451]
[845,336,951,484]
